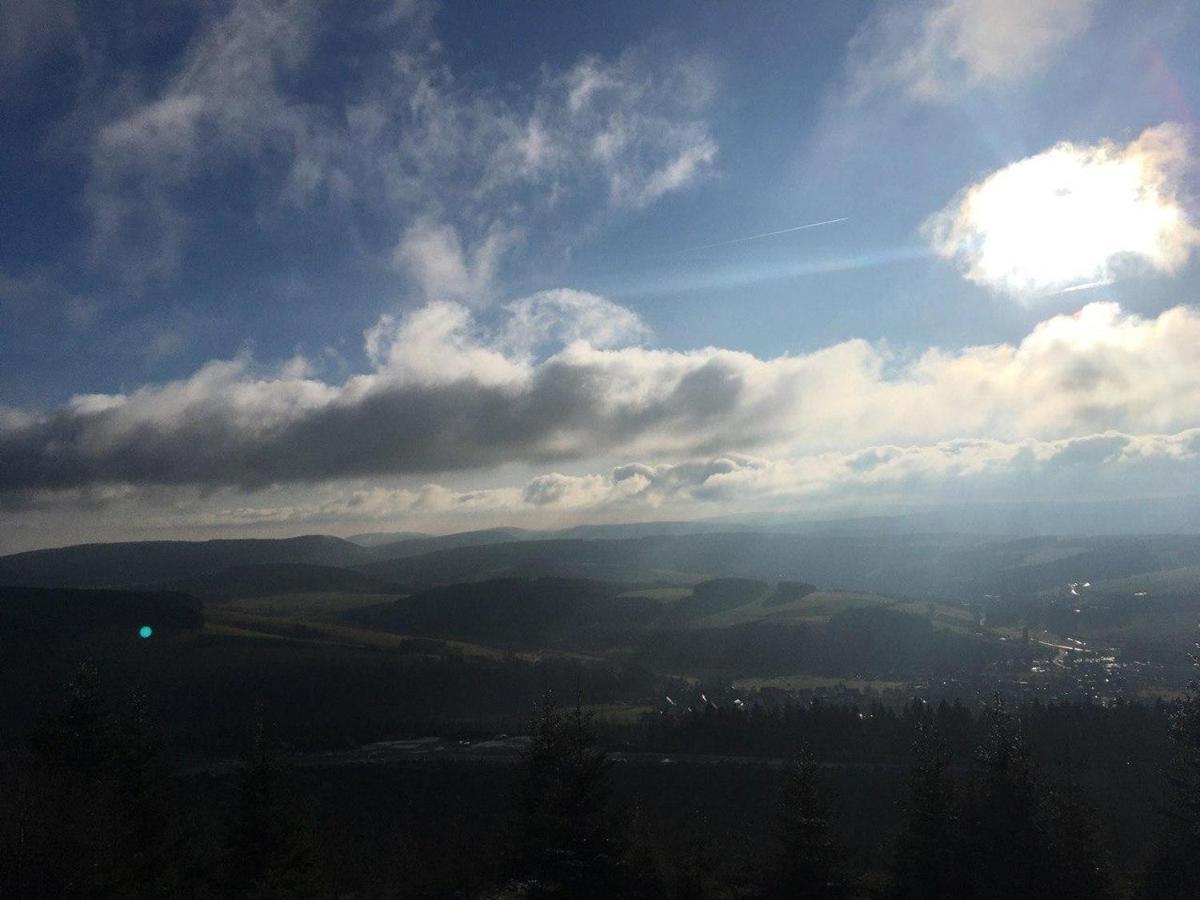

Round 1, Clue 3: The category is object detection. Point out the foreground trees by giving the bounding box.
[888,694,1114,899]
[761,749,840,898]
[954,694,1048,897]
[225,705,321,898]
[0,662,1184,898]
[1,660,180,898]
[890,711,956,898]
[0,665,320,899]
[1147,667,1200,897]
[510,696,660,898]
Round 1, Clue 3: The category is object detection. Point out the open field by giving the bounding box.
[1084,565,1200,597]
[731,674,907,693]
[217,591,402,619]
[205,607,501,658]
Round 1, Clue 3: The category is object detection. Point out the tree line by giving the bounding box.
[5,661,1200,897]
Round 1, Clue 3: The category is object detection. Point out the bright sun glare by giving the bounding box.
[926,124,1198,297]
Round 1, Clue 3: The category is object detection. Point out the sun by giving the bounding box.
[925,124,1199,297]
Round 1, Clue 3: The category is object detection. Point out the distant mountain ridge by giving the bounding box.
[367,527,542,558]
[0,535,374,589]
[344,531,429,547]
[2,526,1199,598]
[159,562,394,601]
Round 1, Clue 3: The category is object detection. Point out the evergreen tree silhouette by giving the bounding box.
[512,694,624,897]
[1042,745,1114,899]
[673,812,727,900]
[225,703,320,898]
[954,694,1047,898]
[891,711,956,898]
[1147,664,1200,897]
[761,747,841,898]
[3,660,178,898]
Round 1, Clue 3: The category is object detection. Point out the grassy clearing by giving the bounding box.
[1018,545,1089,566]
[1088,566,1200,596]
[777,591,894,622]
[203,621,295,641]
[891,599,979,635]
[732,674,906,693]
[616,587,692,603]
[697,590,895,628]
[205,608,500,658]
[218,591,398,619]
[687,588,973,632]
[581,702,656,724]
[203,607,609,665]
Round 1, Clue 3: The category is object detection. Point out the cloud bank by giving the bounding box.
[9,428,1199,541]
[4,295,1200,511]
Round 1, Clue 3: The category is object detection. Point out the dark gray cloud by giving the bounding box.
[3,298,1200,503]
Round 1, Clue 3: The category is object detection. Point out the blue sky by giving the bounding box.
[2,0,1200,549]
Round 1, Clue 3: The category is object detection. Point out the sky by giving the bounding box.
[2,0,1200,551]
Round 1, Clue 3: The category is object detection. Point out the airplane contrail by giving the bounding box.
[1052,279,1114,295]
[670,216,849,254]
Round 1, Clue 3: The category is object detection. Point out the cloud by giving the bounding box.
[0,271,99,333]
[556,51,717,208]
[0,0,79,87]
[507,429,1200,512]
[3,297,1200,504]
[499,289,651,357]
[848,0,1096,101]
[392,218,521,304]
[363,300,528,386]
[11,428,1198,540]
[86,0,319,284]
[924,123,1200,296]
[83,0,717,288]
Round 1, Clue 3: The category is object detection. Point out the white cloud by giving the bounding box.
[4,298,1200,505]
[555,50,718,208]
[392,218,521,304]
[363,300,528,387]
[849,0,1097,101]
[925,123,1200,296]
[505,429,1200,513]
[87,0,318,283]
[499,289,651,357]
[631,140,719,208]
[84,0,717,289]
[11,427,1197,542]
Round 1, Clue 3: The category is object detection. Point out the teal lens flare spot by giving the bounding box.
[138,625,153,639]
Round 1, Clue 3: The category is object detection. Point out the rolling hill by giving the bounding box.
[345,576,662,649]
[0,584,203,640]
[0,534,375,589]
[4,529,1200,606]
[159,562,395,601]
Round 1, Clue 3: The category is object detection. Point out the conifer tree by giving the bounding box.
[513,695,624,897]
[761,747,841,899]
[225,704,321,898]
[5,660,178,898]
[891,711,956,898]
[1147,665,1200,896]
[1042,747,1114,899]
[20,659,117,896]
[954,694,1047,898]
